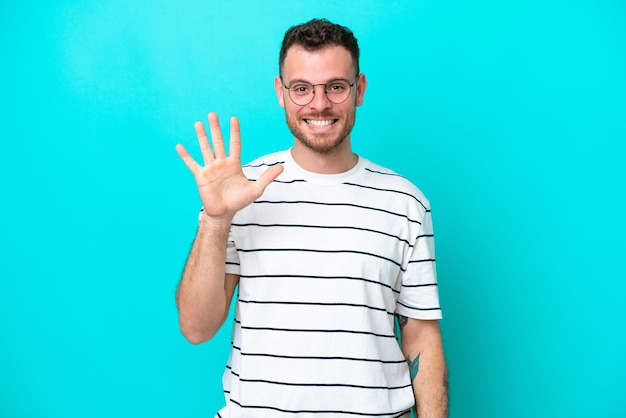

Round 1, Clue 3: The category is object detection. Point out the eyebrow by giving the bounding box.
[285,77,352,84]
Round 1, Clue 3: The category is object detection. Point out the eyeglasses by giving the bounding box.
[281,77,358,106]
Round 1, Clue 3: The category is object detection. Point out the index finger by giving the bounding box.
[175,143,201,175]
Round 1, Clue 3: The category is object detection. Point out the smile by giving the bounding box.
[304,119,336,127]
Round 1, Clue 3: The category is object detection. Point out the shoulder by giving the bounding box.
[357,157,431,212]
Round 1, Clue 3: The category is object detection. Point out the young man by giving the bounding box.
[176,19,448,418]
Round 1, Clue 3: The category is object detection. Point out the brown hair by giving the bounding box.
[279,18,360,76]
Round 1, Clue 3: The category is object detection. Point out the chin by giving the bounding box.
[297,133,348,154]
[285,106,357,153]
[289,120,354,154]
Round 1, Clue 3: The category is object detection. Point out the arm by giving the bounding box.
[175,113,283,344]
[398,316,448,417]
[175,216,239,344]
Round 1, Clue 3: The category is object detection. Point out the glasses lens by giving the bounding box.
[325,80,351,104]
[288,82,314,106]
[286,79,355,106]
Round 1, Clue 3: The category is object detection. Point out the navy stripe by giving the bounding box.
[401,282,438,288]
[408,258,436,264]
[232,346,405,364]
[252,200,423,225]
[238,299,394,316]
[238,274,401,294]
[236,248,404,271]
[234,375,411,390]
[364,167,405,178]
[273,179,307,184]
[235,320,396,339]
[231,222,413,247]
[342,182,427,211]
[244,161,285,168]
[397,301,441,311]
[247,178,307,184]
[230,398,411,417]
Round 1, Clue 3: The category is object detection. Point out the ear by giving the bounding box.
[355,73,367,107]
[274,76,285,108]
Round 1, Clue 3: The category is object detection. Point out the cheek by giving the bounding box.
[338,102,357,115]
[285,102,303,118]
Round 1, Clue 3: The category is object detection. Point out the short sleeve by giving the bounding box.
[198,208,240,275]
[225,228,240,275]
[396,209,442,320]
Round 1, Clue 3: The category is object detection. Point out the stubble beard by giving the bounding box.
[285,108,356,154]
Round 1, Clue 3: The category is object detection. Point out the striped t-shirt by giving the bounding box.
[216,149,441,418]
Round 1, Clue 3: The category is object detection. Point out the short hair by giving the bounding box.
[279,18,360,77]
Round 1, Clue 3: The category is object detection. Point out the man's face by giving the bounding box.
[274,45,366,155]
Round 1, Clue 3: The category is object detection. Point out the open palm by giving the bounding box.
[176,113,283,222]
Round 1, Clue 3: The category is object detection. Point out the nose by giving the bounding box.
[308,85,332,111]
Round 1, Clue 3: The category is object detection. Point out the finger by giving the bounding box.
[175,143,201,175]
[229,116,242,161]
[253,164,284,196]
[194,121,214,164]
[208,112,226,159]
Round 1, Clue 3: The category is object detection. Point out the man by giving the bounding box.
[176,18,448,418]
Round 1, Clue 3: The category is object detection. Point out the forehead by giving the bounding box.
[282,45,355,82]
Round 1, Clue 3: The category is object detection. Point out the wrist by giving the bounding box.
[199,210,233,232]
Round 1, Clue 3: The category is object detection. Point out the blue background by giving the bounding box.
[1,1,625,417]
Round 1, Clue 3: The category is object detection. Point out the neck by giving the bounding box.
[291,139,358,174]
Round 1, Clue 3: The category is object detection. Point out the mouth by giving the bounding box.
[304,118,338,127]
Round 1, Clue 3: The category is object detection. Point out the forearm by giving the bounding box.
[176,215,235,344]
[174,113,282,344]
[400,318,449,418]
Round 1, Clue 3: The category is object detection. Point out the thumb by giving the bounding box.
[253,164,284,196]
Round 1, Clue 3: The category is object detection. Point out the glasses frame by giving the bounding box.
[280,76,359,106]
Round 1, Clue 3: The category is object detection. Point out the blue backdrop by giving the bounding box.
[1,1,625,417]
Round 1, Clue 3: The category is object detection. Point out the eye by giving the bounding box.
[327,82,348,93]
[290,84,312,96]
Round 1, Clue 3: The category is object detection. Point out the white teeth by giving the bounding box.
[306,119,334,126]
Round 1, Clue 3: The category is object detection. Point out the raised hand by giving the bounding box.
[176,112,283,224]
